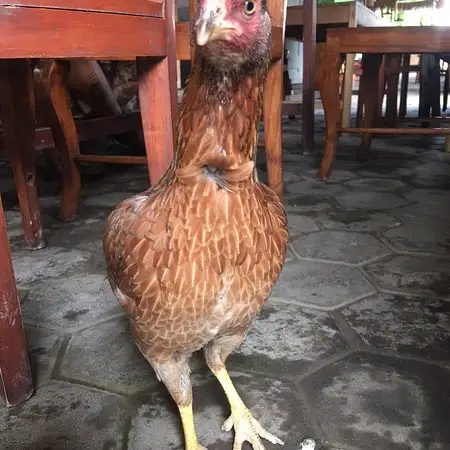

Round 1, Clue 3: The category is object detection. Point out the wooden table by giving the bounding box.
[317,26,450,180]
[0,0,177,407]
[286,1,381,152]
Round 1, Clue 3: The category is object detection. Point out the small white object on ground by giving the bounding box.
[299,438,316,450]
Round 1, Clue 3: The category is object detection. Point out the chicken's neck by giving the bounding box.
[172,52,270,188]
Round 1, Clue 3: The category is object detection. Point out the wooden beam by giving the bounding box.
[0,1,163,17]
[0,7,166,59]
[302,0,316,153]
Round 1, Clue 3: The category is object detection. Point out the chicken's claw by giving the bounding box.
[222,407,284,450]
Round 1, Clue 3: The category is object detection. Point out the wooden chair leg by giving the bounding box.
[0,59,46,250]
[443,66,449,112]
[48,60,82,222]
[341,53,355,130]
[430,55,441,117]
[385,53,401,127]
[419,54,431,120]
[135,0,177,185]
[399,53,410,118]
[264,58,284,201]
[0,195,34,407]
[376,55,386,121]
[356,73,364,127]
[358,54,383,159]
[317,42,343,181]
[137,56,175,185]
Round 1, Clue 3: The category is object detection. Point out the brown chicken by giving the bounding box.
[103,0,288,448]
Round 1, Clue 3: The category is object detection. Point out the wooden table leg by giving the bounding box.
[264,58,284,201]
[341,53,355,129]
[137,56,175,185]
[33,60,82,222]
[356,76,364,128]
[385,54,402,127]
[419,54,432,120]
[443,65,449,112]
[0,59,46,251]
[302,0,316,154]
[399,53,410,118]
[0,195,34,407]
[47,60,82,222]
[317,40,344,181]
[358,53,382,159]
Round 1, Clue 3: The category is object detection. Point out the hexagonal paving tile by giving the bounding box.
[60,316,158,395]
[283,171,305,185]
[405,161,450,188]
[11,246,93,286]
[314,209,402,233]
[292,230,391,265]
[0,381,128,449]
[4,209,26,239]
[364,254,450,299]
[300,352,450,450]
[300,168,359,183]
[79,181,117,197]
[335,191,410,211]
[285,195,332,215]
[344,177,410,192]
[402,187,450,205]
[341,293,450,361]
[382,222,450,256]
[285,246,295,262]
[391,202,450,225]
[25,326,63,386]
[356,157,418,179]
[287,213,320,237]
[5,208,57,245]
[102,165,149,184]
[41,206,111,251]
[229,302,349,373]
[83,190,134,208]
[127,370,317,450]
[286,180,349,198]
[270,259,376,310]
[21,273,123,332]
[120,177,152,193]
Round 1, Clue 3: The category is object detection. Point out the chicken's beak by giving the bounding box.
[195,0,230,46]
[195,14,215,46]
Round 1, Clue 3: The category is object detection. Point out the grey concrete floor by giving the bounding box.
[1,111,450,450]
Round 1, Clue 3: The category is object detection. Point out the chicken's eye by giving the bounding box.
[244,0,256,15]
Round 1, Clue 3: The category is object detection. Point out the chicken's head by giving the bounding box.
[193,0,271,68]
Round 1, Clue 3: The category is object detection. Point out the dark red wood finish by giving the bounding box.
[0,194,34,407]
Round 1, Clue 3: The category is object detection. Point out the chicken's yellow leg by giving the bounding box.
[213,367,284,450]
[179,404,207,450]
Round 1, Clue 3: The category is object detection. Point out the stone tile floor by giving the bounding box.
[1,111,450,449]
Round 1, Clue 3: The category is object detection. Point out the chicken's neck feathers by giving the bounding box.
[173,51,270,186]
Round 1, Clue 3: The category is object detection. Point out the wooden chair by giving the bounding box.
[0,0,177,406]
[0,194,33,408]
[0,0,178,251]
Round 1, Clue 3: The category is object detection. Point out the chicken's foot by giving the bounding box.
[213,366,284,450]
[179,403,208,450]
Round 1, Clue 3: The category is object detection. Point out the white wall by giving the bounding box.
[286,39,303,84]
[285,4,303,84]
